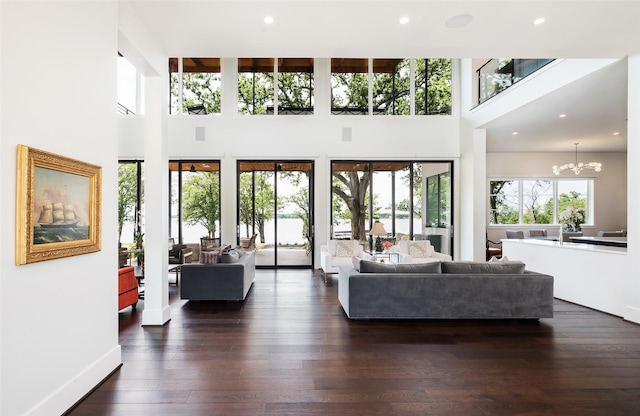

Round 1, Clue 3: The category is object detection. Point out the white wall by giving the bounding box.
[0,2,120,415]
[486,151,627,242]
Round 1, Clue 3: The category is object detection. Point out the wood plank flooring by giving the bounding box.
[66,269,640,416]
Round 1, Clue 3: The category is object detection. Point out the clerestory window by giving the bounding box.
[169,57,221,115]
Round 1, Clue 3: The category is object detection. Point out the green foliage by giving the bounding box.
[239,172,277,243]
[372,59,410,115]
[278,72,313,109]
[331,73,369,109]
[173,58,451,116]
[171,72,222,114]
[117,164,140,243]
[416,59,452,115]
[281,171,312,253]
[557,191,587,230]
[396,164,423,218]
[238,72,273,115]
[182,172,220,238]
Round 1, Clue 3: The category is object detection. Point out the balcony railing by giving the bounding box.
[117,103,136,115]
[477,59,554,105]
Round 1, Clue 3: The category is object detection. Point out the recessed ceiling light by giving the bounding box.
[613,131,620,136]
[445,14,473,29]
[512,131,519,136]
[533,17,546,25]
[559,113,567,118]
[399,16,410,25]
[264,16,274,24]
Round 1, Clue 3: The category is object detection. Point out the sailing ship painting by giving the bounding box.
[38,202,79,228]
[33,167,90,244]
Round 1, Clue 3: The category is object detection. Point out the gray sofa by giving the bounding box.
[338,260,554,319]
[180,250,255,301]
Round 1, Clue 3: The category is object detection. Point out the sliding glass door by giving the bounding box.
[331,160,453,257]
[238,161,314,268]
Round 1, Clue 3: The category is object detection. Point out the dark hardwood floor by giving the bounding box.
[67,269,640,415]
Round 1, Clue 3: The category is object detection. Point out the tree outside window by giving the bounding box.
[276,58,314,114]
[170,58,221,115]
[416,58,452,115]
[331,58,369,115]
[372,59,410,115]
[522,180,553,224]
[489,179,593,226]
[238,58,274,115]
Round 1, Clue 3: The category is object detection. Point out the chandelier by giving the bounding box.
[552,143,602,175]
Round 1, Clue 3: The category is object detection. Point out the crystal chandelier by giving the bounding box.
[552,143,602,175]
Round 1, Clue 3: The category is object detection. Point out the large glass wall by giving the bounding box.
[331,161,453,256]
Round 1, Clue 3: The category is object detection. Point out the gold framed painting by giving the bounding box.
[16,145,102,265]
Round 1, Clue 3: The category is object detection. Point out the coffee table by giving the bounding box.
[365,250,399,264]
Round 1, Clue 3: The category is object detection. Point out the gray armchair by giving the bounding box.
[528,229,547,238]
[505,230,525,239]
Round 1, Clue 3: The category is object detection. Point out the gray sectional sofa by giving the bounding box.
[180,250,255,301]
[338,260,554,319]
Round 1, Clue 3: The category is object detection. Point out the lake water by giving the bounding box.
[121,217,424,246]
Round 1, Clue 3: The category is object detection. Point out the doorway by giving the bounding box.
[237,161,314,268]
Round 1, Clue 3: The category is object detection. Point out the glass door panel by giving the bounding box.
[238,161,313,268]
[277,162,313,266]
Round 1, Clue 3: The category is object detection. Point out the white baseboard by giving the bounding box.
[27,345,122,416]
[624,305,640,325]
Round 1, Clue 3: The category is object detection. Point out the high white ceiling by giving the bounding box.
[124,0,640,153]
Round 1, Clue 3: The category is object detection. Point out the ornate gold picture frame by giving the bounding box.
[16,145,102,265]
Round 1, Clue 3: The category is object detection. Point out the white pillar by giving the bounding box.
[625,54,640,323]
[141,75,170,326]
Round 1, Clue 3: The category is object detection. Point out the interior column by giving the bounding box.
[141,75,170,326]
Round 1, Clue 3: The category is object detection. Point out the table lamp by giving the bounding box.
[370,221,388,252]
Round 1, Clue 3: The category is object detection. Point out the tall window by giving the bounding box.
[489,178,593,226]
[331,161,451,239]
[275,58,314,114]
[117,54,143,115]
[331,58,369,115]
[169,161,221,246]
[117,161,144,247]
[238,58,274,115]
[426,170,451,226]
[415,58,452,115]
[169,57,221,115]
[372,59,410,115]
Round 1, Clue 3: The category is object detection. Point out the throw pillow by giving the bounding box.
[335,240,354,257]
[407,241,429,258]
[221,250,240,263]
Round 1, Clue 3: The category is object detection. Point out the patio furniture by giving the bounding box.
[241,233,258,251]
[486,232,502,261]
[169,238,193,265]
